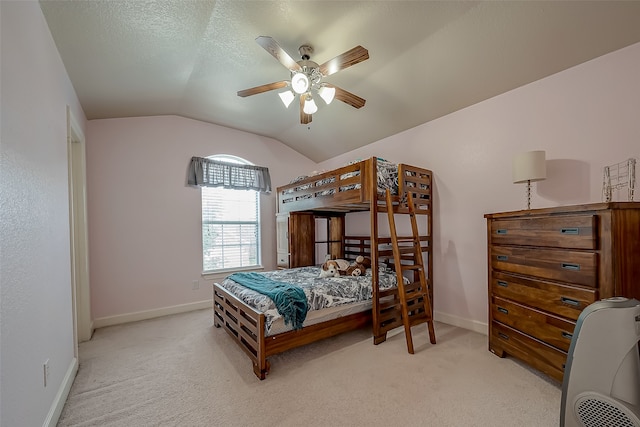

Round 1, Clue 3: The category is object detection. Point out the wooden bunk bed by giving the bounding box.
[213,157,433,379]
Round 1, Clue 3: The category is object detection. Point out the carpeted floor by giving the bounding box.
[57,309,561,426]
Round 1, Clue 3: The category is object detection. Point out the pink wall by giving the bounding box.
[86,116,316,319]
[88,42,640,333]
[321,42,640,332]
[1,2,87,425]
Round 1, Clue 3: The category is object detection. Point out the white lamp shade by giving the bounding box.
[318,85,335,104]
[513,150,546,183]
[278,90,295,108]
[303,96,318,114]
[291,73,309,94]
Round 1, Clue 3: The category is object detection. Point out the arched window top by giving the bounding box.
[209,154,253,166]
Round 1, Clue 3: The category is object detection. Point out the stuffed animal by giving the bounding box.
[360,256,372,270]
[319,256,350,278]
[345,263,364,276]
[345,255,371,277]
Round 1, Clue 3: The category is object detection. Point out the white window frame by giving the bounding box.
[201,154,261,274]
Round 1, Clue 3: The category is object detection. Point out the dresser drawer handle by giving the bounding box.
[497,255,508,261]
[497,307,509,315]
[560,228,579,235]
[497,280,508,287]
[561,262,580,271]
[498,332,509,340]
[561,296,580,307]
[561,331,573,340]
[496,229,508,234]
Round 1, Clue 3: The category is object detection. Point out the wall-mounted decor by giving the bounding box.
[602,158,636,202]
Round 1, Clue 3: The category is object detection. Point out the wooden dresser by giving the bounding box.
[484,203,640,382]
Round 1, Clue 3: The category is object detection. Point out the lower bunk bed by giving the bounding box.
[213,246,404,380]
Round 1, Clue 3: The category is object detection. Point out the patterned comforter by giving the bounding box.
[219,266,402,334]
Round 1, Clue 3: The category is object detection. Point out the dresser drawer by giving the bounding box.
[491,246,597,287]
[490,215,596,249]
[492,297,575,352]
[491,271,596,320]
[490,322,566,382]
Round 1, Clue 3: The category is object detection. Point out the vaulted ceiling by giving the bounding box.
[40,1,640,162]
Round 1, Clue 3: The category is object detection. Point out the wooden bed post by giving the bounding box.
[368,158,386,344]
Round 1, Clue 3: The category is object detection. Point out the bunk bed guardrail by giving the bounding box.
[278,157,432,215]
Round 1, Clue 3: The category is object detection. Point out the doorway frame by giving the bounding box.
[67,106,93,347]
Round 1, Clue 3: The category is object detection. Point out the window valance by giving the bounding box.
[187,156,272,193]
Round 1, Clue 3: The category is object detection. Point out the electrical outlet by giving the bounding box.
[43,359,50,387]
[192,280,199,290]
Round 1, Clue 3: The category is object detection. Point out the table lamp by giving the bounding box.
[513,150,546,209]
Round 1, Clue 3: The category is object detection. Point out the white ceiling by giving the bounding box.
[40,1,640,162]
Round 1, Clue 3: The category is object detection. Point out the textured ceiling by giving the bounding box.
[40,1,640,162]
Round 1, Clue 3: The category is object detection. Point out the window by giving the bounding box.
[201,155,260,272]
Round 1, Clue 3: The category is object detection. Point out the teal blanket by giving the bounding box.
[228,272,309,330]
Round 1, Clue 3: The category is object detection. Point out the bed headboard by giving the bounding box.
[343,235,394,265]
[394,163,432,215]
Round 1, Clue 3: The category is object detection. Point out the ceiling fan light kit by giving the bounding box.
[303,95,318,115]
[278,90,295,108]
[318,85,335,104]
[238,36,369,124]
[291,72,310,94]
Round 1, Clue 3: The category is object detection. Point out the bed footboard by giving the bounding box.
[214,281,374,380]
[213,283,269,379]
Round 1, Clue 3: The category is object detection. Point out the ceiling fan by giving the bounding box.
[237,36,369,124]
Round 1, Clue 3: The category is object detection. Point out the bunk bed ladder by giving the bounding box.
[385,189,436,354]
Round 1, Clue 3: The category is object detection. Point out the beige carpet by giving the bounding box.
[58,309,561,426]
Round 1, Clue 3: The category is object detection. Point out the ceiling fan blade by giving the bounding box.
[256,36,302,72]
[300,96,312,124]
[237,80,289,97]
[319,45,369,76]
[326,84,366,109]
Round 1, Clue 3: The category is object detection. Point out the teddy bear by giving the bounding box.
[345,255,371,277]
[319,256,350,278]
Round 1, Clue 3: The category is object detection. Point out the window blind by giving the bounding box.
[198,154,262,272]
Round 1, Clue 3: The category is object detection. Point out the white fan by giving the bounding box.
[561,297,640,427]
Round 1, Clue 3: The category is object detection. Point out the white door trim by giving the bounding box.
[67,106,93,345]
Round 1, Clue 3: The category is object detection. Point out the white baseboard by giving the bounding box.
[43,357,78,427]
[434,310,488,335]
[93,300,213,329]
[93,301,486,335]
